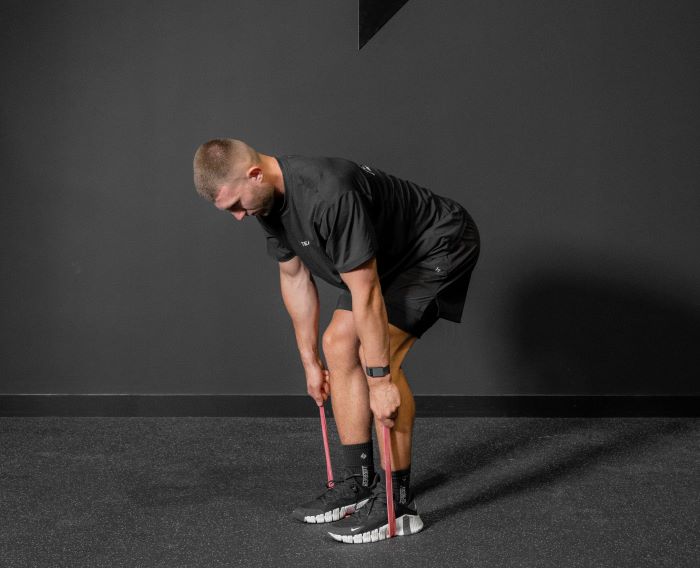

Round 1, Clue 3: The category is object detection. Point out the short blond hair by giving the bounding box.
[192,138,260,202]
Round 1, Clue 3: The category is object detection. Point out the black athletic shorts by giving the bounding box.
[335,209,480,338]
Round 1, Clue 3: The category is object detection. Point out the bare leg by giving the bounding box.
[322,310,373,445]
[324,311,417,467]
[362,324,418,473]
[374,365,415,471]
[328,361,372,445]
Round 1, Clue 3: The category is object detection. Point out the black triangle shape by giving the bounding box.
[359,0,411,50]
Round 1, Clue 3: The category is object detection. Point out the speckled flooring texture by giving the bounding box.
[1,417,698,567]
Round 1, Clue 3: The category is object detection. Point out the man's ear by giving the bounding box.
[247,166,263,182]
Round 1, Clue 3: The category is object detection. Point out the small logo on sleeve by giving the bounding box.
[300,240,310,246]
[360,164,376,176]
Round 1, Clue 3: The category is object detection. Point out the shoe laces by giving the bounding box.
[316,472,362,505]
[348,477,387,520]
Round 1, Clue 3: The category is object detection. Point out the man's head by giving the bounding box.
[193,138,280,221]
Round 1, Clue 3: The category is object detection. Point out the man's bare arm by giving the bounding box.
[279,257,322,369]
[338,256,390,373]
[339,256,398,427]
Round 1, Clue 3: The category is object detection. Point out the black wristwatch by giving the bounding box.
[365,365,390,378]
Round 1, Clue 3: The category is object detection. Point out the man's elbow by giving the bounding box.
[340,257,381,302]
[349,283,383,310]
[279,256,303,277]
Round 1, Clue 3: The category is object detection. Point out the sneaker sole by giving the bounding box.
[327,513,424,543]
[302,498,370,524]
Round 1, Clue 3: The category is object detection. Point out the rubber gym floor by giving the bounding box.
[1,417,697,567]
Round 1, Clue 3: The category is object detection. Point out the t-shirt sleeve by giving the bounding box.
[257,220,296,262]
[322,190,378,273]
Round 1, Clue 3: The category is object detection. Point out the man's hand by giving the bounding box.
[368,378,400,428]
[304,361,331,406]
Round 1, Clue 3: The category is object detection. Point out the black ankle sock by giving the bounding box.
[341,441,374,487]
[377,466,413,505]
[391,466,411,505]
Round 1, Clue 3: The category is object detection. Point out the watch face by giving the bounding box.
[367,366,389,377]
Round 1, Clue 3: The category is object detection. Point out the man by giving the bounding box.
[192,138,480,544]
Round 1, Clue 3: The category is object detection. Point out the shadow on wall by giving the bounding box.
[507,264,700,395]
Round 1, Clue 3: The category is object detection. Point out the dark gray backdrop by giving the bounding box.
[2,0,698,396]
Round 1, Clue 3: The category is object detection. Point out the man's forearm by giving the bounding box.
[350,286,391,377]
[280,270,322,368]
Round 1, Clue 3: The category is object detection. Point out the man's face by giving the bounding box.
[214,171,275,221]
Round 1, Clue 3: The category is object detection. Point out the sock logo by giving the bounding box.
[361,465,368,486]
[399,486,407,504]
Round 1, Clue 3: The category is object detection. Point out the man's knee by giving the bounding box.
[322,323,360,369]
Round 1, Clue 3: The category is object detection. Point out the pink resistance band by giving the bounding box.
[319,405,334,488]
[383,425,396,538]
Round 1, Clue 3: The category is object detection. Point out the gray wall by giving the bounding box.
[1,0,698,396]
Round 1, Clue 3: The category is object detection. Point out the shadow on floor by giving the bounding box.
[414,418,692,527]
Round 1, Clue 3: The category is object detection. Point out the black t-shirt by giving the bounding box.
[256,155,469,292]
